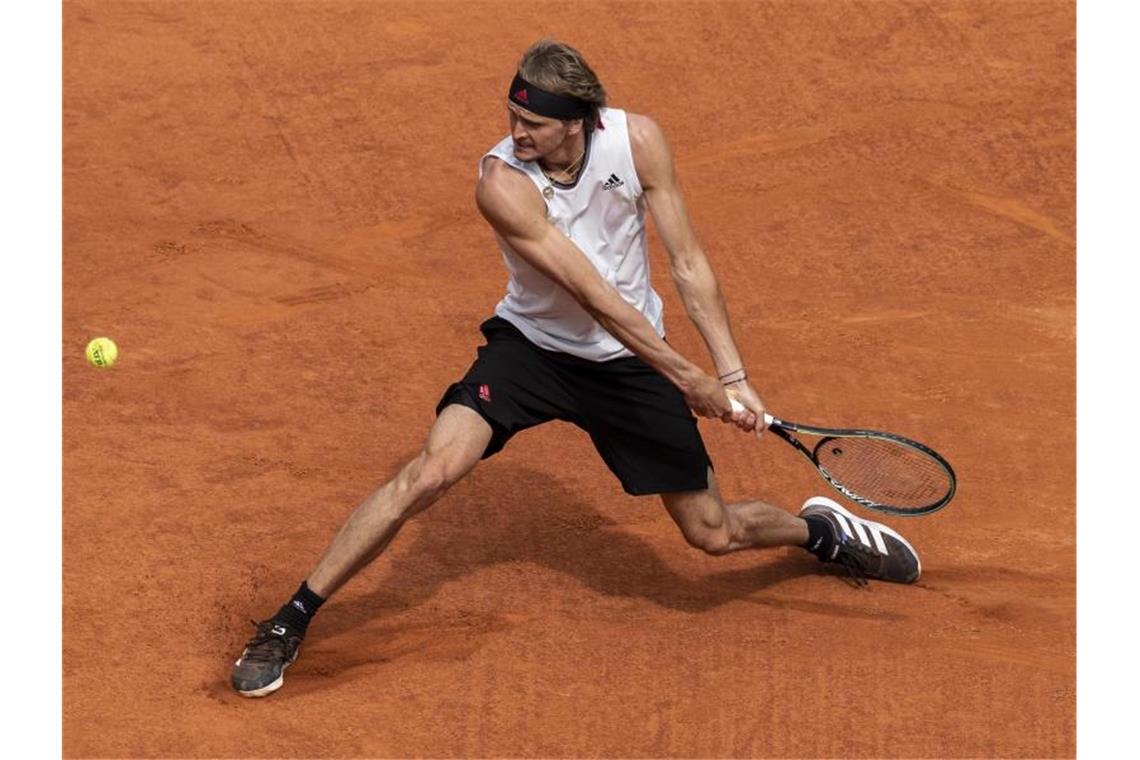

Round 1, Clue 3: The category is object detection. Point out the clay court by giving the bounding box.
[63,1,1075,757]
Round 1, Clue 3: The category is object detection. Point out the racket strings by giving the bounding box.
[814,436,950,510]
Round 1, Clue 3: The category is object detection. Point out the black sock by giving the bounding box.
[802,515,836,560]
[272,581,326,636]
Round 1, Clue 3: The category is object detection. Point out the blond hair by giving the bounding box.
[518,40,607,130]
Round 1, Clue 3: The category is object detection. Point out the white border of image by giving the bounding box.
[6,1,1129,755]
[3,2,62,755]
[1077,1,1135,755]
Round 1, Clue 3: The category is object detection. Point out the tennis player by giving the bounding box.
[231,40,922,698]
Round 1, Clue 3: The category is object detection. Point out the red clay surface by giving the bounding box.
[63,2,1075,757]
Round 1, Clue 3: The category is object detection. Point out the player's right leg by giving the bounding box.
[230,403,492,697]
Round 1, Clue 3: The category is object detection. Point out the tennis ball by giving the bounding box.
[85,337,119,368]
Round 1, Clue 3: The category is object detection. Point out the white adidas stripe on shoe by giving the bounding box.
[799,496,922,583]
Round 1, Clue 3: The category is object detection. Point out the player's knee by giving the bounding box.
[682,503,733,555]
[682,525,732,555]
[405,452,460,505]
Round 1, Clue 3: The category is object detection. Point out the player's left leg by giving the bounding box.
[662,475,922,584]
[660,467,809,555]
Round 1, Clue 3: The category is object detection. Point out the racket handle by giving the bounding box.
[729,398,774,426]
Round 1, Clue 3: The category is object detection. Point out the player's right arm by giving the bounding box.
[475,158,730,420]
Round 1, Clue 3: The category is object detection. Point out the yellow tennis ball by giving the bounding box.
[85,337,119,368]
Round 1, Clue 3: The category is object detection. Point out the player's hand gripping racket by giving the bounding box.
[730,399,956,516]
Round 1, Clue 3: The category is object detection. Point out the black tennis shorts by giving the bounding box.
[436,316,713,496]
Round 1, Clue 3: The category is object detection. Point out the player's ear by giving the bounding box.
[566,118,584,137]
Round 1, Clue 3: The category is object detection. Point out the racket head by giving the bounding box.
[807,430,956,516]
[727,401,956,515]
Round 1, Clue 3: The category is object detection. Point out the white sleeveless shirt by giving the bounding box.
[480,107,665,361]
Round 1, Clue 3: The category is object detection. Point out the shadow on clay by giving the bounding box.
[223,461,912,699]
[314,463,894,630]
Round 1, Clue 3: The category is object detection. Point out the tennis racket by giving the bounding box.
[730,399,956,516]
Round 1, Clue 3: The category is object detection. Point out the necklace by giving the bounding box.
[540,146,586,186]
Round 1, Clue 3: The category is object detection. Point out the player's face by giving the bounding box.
[507,103,570,160]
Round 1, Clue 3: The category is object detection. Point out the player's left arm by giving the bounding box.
[628,112,765,431]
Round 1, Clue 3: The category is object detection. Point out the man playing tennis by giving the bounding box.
[230,39,922,698]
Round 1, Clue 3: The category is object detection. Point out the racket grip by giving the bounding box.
[729,398,774,426]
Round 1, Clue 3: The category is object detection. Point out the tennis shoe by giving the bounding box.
[231,619,303,697]
[799,496,921,585]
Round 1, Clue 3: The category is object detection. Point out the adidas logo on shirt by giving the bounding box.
[602,173,624,191]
